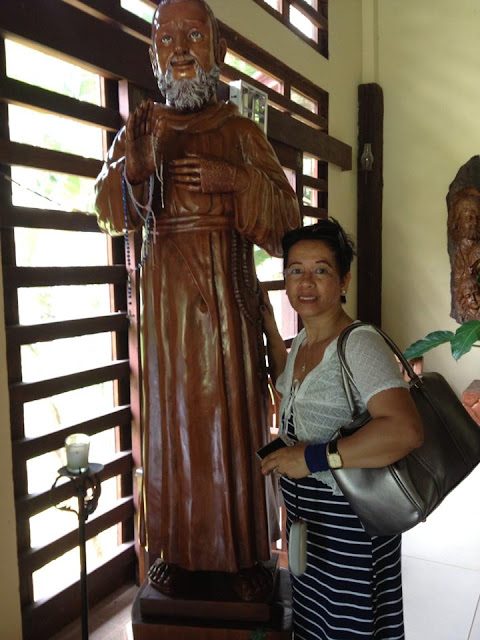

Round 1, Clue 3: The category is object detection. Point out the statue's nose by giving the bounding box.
[174,31,189,54]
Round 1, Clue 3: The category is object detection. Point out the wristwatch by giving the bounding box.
[327,438,344,469]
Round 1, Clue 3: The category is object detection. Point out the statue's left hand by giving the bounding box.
[170,153,249,193]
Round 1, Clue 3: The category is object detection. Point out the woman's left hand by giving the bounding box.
[260,442,310,479]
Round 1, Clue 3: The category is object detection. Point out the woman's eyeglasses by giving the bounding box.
[283,266,328,279]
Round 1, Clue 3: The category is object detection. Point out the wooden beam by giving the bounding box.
[357,83,384,325]
[260,280,286,291]
[3,265,126,287]
[19,497,134,574]
[0,76,121,130]
[6,312,128,345]
[0,139,102,178]
[303,175,328,192]
[9,360,130,403]
[268,107,351,171]
[12,406,131,459]
[65,0,151,41]
[0,0,157,91]
[291,0,328,30]
[17,451,133,519]
[250,0,326,57]
[301,204,327,219]
[0,205,100,232]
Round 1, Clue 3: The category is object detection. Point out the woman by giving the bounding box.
[260,219,423,640]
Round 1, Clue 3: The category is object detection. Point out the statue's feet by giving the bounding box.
[148,559,188,597]
[231,562,274,602]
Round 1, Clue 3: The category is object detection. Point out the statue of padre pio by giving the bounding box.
[94,0,301,601]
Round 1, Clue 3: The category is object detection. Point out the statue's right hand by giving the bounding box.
[125,99,157,184]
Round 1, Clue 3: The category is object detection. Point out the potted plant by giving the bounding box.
[403,320,480,361]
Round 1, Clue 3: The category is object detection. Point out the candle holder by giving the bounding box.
[65,433,90,474]
[50,463,104,640]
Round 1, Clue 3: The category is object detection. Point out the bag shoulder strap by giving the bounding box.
[337,322,422,419]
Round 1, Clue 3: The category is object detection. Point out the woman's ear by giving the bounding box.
[342,271,352,293]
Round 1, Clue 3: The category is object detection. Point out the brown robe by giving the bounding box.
[95,101,300,572]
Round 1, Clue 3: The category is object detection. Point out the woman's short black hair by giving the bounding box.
[282,218,356,278]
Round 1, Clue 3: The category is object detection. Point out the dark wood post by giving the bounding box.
[357,83,384,325]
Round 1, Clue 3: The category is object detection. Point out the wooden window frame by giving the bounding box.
[0,34,136,640]
[252,0,329,58]
[0,1,351,637]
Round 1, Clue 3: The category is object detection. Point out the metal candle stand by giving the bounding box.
[51,463,104,640]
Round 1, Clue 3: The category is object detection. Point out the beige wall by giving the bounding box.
[376,0,480,394]
[0,243,22,638]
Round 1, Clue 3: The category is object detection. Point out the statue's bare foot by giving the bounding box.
[148,559,187,597]
[231,563,274,602]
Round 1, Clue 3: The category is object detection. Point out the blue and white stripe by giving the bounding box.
[281,474,404,640]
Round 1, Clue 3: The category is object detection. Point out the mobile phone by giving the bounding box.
[256,434,295,460]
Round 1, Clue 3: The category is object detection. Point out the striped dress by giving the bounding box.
[276,327,407,639]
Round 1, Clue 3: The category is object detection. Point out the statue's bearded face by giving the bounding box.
[150,0,221,111]
[155,60,220,112]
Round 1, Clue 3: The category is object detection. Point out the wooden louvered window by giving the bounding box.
[0,1,348,638]
[253,0,328,57]
[0,34,136,640]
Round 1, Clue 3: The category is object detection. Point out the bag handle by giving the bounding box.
[337,322,423,418]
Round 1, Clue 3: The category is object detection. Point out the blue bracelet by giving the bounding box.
[304,442,330,473]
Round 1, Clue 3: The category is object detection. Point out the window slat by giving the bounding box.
[291,0,327,30]
[9,360,130,404]
[22,543,135,640]
[252,0,327,56]
[71,0,152,41]
[19,497,134,575]
[268,108,352,170]
[301,204,327,219]
[7,312,128,345]
[1,0,156,91]
[0,76,122,131]
[0,139,102,178]
[12,405,131,459]
[303,175,328,191]
[16,451,134,520]
[3,265,126,287]
[0,205,101,232]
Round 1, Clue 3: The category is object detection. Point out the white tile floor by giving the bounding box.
[402,464,480,640]
[53,465,480,639]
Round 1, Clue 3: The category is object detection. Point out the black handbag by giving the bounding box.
[331,322,480,536]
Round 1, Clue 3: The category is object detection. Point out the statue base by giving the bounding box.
[131,560,292,639]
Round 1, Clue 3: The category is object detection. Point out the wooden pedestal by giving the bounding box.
[131,566,293,639]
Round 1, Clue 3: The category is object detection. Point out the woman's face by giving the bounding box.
[285,239,350,320]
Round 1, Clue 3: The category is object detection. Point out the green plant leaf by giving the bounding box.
[248,628,266,640]
[450,320,480,360]
[403,330,454,360]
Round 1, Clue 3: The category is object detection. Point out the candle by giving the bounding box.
[65,433,90,474]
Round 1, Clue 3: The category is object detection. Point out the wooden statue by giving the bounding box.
[94,0,301,601]
[447,156,480,323]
